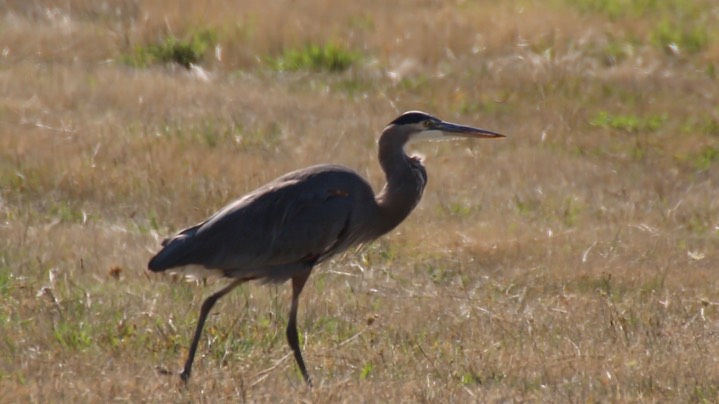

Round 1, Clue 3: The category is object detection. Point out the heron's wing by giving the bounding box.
[150,169,371,273]
[202,179,358,269]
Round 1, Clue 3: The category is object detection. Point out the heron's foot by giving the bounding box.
[180,369,191,384]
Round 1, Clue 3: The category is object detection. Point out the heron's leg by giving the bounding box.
[181,278,246,383]
[287,270,313,386]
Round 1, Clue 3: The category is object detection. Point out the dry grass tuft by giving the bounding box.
[1,0,718,401]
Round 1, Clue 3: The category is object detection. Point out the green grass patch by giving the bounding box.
[123,29,217,68]
[652,19,709,54]
[269,43,359,72]
[397,75,429,92]
[690,384,719,403]
[416,260,458,286]
[681,116,719,136]
[153,119,282,151]
[567,0,706,21]
[48,201,86,223]
[460,371,480,385]
[0,255,10,297]
[590,111,666,133]
[360,362,374,379]
[690,146,719,170]
[446,201,474,218]
[568,0,662,19]
[562,197,582,227]
[513,196,541,217]
[53,320,93,351]
[566,0,713,54]
[706,63,716,80]
[106,317,137,350]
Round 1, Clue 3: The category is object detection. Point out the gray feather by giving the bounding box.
[148,164,378,281]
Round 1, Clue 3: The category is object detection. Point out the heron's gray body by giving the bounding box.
[148,111,503,385]
[149,164,383,282]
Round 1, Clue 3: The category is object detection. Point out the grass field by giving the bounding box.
[1,0,718,401]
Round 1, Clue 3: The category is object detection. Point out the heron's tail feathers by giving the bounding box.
[148,225,201,272]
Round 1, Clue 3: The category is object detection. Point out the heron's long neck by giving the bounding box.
[373,131,427,236]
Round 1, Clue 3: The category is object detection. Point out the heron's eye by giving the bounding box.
[423,120,433,129]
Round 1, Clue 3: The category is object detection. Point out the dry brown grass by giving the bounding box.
[1,0,718,402]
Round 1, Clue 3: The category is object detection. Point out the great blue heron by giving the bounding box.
[148,111,504,385]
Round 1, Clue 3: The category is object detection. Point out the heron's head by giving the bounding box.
[386,111,504,143]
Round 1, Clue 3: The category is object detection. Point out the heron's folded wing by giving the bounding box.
[189,178,358,271]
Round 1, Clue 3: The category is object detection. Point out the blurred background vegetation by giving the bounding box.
[0,0,717,401]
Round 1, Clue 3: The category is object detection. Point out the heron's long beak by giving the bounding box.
[436,121,505,139]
